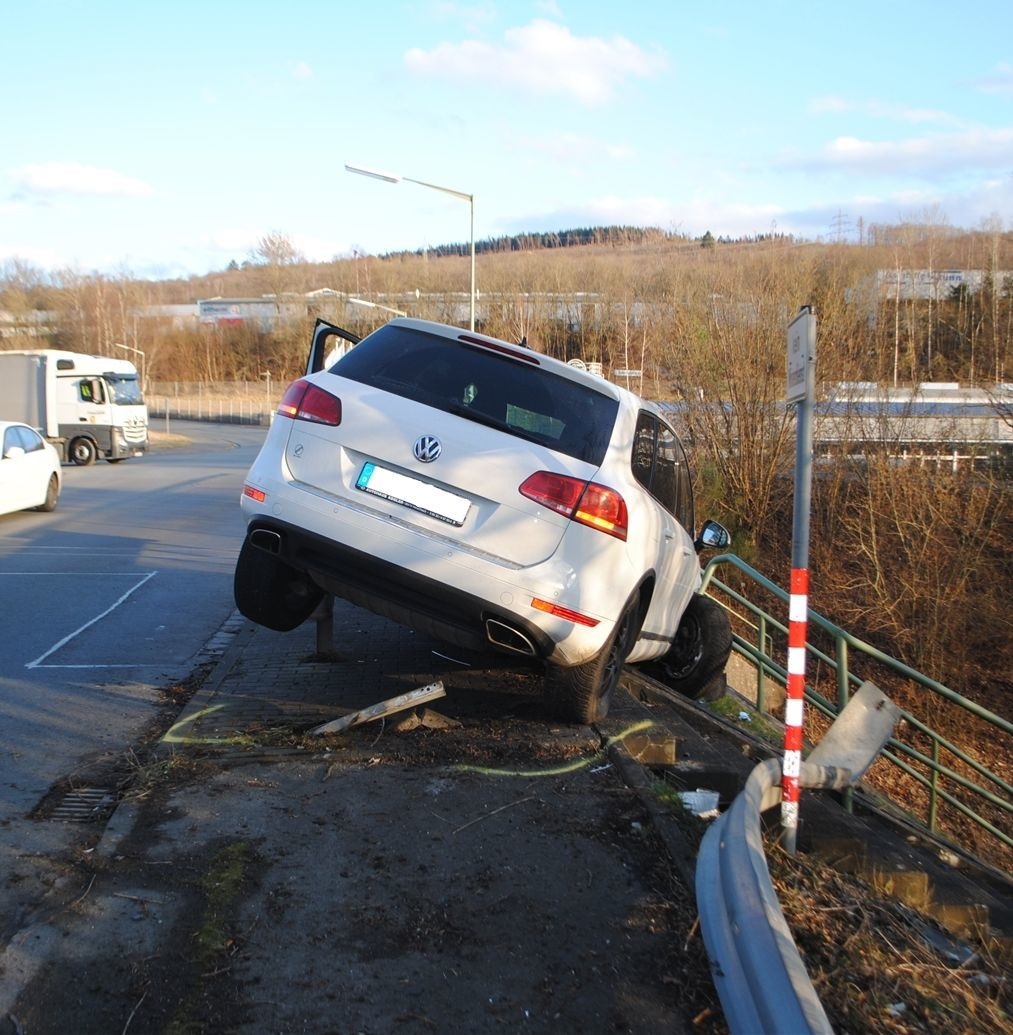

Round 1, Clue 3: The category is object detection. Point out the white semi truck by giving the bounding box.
[0,349,149,465]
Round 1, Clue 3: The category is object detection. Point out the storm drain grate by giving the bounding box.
[48,787,118,823]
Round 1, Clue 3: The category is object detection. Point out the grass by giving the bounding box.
[769,847,1011,1034]
[705,691,785,748]
[164,839,259,1035]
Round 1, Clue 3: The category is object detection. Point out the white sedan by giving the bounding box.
[235,318,731,723]
[0,421,62,516]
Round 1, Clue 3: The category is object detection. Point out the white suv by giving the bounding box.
[235,318,731,723]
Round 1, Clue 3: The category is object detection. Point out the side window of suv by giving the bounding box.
[658,422,694,532]
[631,412,694,532]
[631,414,655,491]
[651,422,680,517]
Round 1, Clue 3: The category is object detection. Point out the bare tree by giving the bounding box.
[253,231,304,268]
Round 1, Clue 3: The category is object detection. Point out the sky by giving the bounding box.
[2,0,1012,280]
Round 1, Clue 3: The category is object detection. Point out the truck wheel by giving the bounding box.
[233,535,323,632]
[544,603,636,724]
[69,437,97,466]
[661,595,732,701]
[37,474,60,512]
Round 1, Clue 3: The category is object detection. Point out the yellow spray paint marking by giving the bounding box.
[454,719,657,778]
[162,704,252,746]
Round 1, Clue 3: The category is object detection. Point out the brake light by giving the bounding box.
[243,485,267,503]
[277,380,342,426]
[519,472,628,541]
[458,335,541,364]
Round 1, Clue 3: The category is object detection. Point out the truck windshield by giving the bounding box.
[106,376,144,405]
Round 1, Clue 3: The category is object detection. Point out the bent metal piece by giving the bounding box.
[697,681,901,1035]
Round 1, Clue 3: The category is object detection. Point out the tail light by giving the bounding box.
[519,471,628,541]
[277,380,341,426]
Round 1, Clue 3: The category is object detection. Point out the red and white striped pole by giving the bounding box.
[781,567,808,846]
[782,306,816,854]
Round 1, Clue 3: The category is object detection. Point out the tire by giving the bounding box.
[544,603,637,724]
[233,535,323,632]
[37,474,59,512]
[69,437,97,466]
[661,594,732,701]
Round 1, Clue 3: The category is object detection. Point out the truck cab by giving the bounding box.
[0,350,149,465]
[55,356,149,464]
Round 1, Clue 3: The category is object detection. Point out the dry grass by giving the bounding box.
[770,847,1011,1034]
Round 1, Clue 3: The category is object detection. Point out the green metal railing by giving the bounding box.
[699,553,1013,864]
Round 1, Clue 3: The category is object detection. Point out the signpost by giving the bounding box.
[782,306,816,853]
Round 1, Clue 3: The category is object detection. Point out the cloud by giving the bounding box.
[428,1,498,33]
[516,130,635,165]
[204,228,260,256]
[11,162,154,199]
[785,127,1013,178]
[291,232,343,262]
[405,18,666,105]
[291,61,313,80]
[975,62,1013,94]
[808,95,963,126]
[505,192,784,241]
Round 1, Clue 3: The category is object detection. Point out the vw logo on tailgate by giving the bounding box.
[413,435,442,463]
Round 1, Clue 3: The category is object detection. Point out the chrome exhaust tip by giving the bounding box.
[485,618,537,656]
[249,528,282,554]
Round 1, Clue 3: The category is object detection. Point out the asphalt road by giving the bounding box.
[0,421,265,910]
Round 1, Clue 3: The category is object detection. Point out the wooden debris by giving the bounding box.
[308,682,446,735]
[394,708,462,732]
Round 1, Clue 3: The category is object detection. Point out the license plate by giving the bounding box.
[356,462,470,526]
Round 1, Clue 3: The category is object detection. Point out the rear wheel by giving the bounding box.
[661,594,732,701]
[233,536,323,631]
[37,474,59,512]
[544,603,637,724]
[69,437,97,466]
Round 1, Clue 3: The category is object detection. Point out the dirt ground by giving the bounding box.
[8,710,724,1035]
[4,647,1010,1035]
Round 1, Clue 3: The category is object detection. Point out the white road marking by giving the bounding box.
[25,571,158,669]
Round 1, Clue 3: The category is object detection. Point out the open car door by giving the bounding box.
[306,319,361,375]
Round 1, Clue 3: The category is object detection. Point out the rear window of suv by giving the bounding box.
[331,324,619,466]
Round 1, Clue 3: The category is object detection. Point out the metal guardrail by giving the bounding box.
[697,682,901,1035]
[699,553,1013,863]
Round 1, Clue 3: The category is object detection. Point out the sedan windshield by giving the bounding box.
[332,325,618,466]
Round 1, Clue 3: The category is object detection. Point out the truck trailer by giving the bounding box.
[0,349,149,465]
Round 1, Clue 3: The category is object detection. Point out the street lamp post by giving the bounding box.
[112,342,146,389]
[345,163,475,331]
[348,297,407,318]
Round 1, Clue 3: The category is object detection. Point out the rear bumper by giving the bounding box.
[245,516,559,660]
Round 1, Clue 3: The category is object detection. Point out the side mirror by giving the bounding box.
[695,519,730,553]
[3,446,26,461]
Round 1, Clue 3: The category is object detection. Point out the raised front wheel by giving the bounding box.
[661,594,732,701]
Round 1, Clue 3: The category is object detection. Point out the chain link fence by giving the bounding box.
[146,381,277,427]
